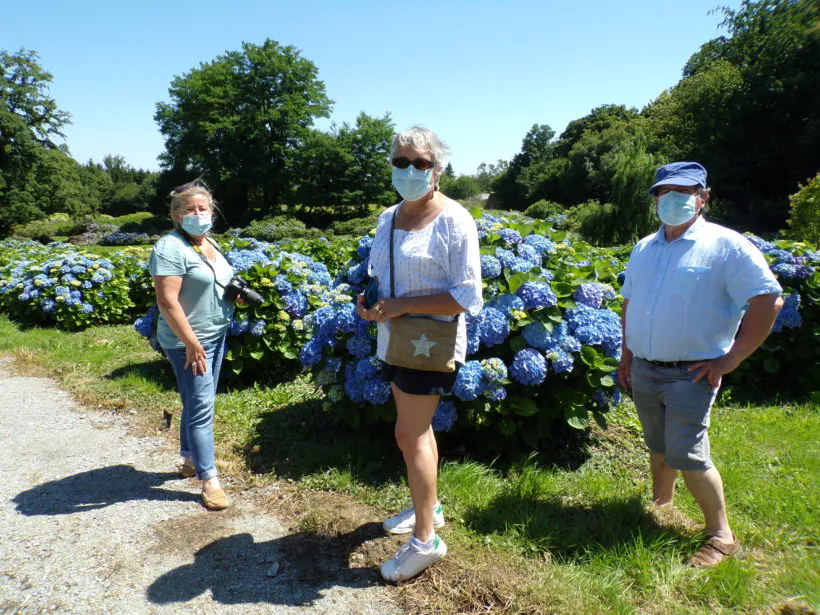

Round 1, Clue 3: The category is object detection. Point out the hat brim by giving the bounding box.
[648,177,701,196]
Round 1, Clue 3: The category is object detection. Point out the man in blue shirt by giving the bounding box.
[618,161,782,568]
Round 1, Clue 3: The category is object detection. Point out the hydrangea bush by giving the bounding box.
[300,212,629,446]
[0,241,144,330]
[725,235,820,398]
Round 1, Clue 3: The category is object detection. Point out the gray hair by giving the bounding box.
[391,126,450,174]
[168,179,217,227]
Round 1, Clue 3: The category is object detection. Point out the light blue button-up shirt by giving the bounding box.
[621,217,781,361]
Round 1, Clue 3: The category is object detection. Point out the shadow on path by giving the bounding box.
[13,464,199,515]
[147,522,384,607]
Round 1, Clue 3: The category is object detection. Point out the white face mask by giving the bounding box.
[181,214,213,235]
[657,191,698,226]
[392,166,434,202]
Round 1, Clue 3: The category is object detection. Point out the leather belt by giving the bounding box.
[640,358,700,368]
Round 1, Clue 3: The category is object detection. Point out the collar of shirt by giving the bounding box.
[649,216,707,246]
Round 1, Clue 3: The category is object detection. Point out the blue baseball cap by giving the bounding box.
[648,161,707,195]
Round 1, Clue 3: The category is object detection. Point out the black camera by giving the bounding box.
[223,276,264,307]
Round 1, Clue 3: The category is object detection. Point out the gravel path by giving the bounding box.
[0,364,398,615]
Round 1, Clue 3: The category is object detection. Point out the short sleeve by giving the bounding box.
[620,244,640,299]
[447,213,483,316]
[725,240,782,309]
[149,236,186,277]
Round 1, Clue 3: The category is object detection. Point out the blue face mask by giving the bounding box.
[181,214,213,236]
[392,166,434,202]
[657,191,698,226]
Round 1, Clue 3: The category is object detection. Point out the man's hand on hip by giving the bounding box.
[689,353,742,390]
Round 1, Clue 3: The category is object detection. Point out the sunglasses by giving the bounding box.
[391,157,435,171]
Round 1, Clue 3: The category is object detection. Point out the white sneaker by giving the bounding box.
[383,501,445,534]
[380,535,448,582]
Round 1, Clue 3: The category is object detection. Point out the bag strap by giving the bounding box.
[175,229,227,291]
[389,208,397,299]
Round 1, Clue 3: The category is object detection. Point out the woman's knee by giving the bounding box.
[394,423,431,455]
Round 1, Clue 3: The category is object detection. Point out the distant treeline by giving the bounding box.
[1,0,817,241]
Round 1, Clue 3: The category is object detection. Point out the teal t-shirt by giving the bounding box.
[148,231,235,349]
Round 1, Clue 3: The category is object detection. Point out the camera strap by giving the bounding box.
[175,229,227,291]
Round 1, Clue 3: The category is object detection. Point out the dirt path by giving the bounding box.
[0,364,398,614]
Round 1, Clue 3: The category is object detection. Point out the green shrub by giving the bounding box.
[115,212,172,235]
[525,200,564,220]
[787,174,820,244]
[326,210,383,237]
[239,215,325,242]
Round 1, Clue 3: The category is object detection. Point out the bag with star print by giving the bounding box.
[385,315,458,372]
[383,208,458,372]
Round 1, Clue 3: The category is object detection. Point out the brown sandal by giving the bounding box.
[688,533,743,568]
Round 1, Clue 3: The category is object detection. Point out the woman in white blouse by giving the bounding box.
[356,127,482,582]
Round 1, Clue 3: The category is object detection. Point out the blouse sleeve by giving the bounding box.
[448,212,483,316]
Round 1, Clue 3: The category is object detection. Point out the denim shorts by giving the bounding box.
[630,357,719,471]
[381,361,462,397]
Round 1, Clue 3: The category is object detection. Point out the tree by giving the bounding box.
[648,0,820,231]
[474,160,508,192]
[0,48,71,235]
[292,112,394,222]
[492,124,555,210]
[155,39,333,225]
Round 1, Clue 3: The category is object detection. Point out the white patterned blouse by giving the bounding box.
[367,199,483,364]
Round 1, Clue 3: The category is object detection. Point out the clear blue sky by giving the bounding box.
[2,0,736,176]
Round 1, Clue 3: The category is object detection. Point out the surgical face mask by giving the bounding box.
[657,191,699,226]
[181,214,213,236]
[392,166,434,202]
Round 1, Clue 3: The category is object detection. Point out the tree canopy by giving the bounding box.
[155,39,333,225]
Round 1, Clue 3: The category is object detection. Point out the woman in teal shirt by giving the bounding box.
[149,181,234,510]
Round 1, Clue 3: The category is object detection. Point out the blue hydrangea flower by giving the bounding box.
[325,357,342,373]
[510,348,547,386]
[354,356,381,381]
[517,244,541,267]
[548,348,574,373]
[496,248,517,269]
[229,317,250,336]
[522,234,555,255]
[431,401,457,432]
[487,294,525,318]
[273,274,292,292]
[478,307,510,347]
[772,292,802,333]
[357,235,374,259]
[574,283,615,309]
[499,228,522,245]
[41,298,57,313]
[282,289,309,318]
[480,255,502,279]
[484,383,507,402]
[347,259,369,284]
[249,319,267,337]
[453,361,483,401]
[516,282,557,310]
[299,337,325,367]
[522,321,553,350]
[346,335,372,358]
[481,357,508,384]
[363,379,391,405]
[466,314,481,356]
[333,303,358,334]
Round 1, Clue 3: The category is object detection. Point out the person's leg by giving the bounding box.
[392,383,440,543]
[662,369,732,542]
[682,467,732,542]
[631,359,677,504]
[649,451,678,506]
[200,337,227,494]
[163,347,194,469]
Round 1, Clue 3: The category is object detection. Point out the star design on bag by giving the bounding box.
[410,333,437,358]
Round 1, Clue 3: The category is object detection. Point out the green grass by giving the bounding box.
[0,314,816,614]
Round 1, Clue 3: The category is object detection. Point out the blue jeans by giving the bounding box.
[163,336,227,481]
